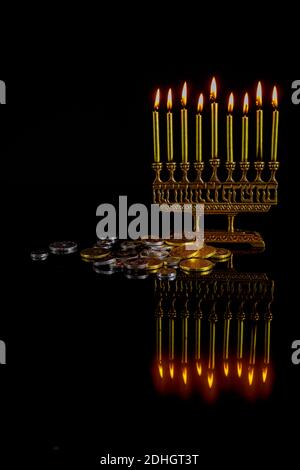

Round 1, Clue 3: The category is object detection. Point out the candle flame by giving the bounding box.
[272,86,278,108]
[169,362,174,379]
[181,82,187,107]
[243,93,249,114]
[248,366,254,386]
[182,365,188,385]
[228,93,234,113]
[256,82,262,107]
[208,370,214,389]
[197,93,204,112]
[196,360,202,376]
[154,89,160,110]
[210,77,217,100]
[262,365,268,383]
[158,361,163,379]
[237,360,243,378]
[167,88,172,111]
[224,361,229,377]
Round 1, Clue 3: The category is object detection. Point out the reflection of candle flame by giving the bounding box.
[262,365,268,383]
[228,93,234,113]
[158,361,163,379]
[272,86,278,108]
[182,365,188,385]
[208,370,214,389]
[256,82,262,107]
[154,89,160,110]
[210,77,217,100]
[248,366,254,386]
[224,361,229,377]
[237,360,243,378]
[167,88,172,111]
[181,82,187,107]
[169,362,174,379]
[243,93,249,114]
[197,93,203,112]
[196,361,202,376]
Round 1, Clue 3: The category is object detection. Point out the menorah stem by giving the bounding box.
[228,215,236,233]
[209,159,220,183]
[268,161,280,183]
[152,162,163,184]
[180,163,190,183]
[166,162,177,183]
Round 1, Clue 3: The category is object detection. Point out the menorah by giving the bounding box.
[154,271,274,393]
[152,79,280,248]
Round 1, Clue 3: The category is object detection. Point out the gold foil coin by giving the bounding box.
[179,258,215,273]
[193,245,217,259]
[144,258,164,270]
[170,246,200,259]
[80,247,111,262]
[165,238,196,247]
[211,247,232,261]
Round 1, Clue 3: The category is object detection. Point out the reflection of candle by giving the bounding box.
[208,321,216,370]
[241,93,249,162]
[167,89,174,162]
[271,86,279,162]
[237,317,244,378]
[256,82,263,160]
[248,322,257,386]
[210,77,218,158]
[262,319,271,383]
[208,319,216,389]
[152,89,160,162]
[156,316,163,378]
[195,316,202,376]
[223,316,231,376]
[169,317,175,379]
[181,82,188,163]
[226,93,234,162]
[196,94,203,162]
[182,316,188,384]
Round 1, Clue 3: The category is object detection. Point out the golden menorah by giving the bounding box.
[152,79,280,248]
[154,271,274,393]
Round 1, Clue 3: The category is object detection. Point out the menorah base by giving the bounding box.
[204,229,265,248]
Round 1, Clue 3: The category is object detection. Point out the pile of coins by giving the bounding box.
[80,238,232,281]
[31,238,232,281]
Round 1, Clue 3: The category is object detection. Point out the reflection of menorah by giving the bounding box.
[152,80,280,248]
[154,272,274,395]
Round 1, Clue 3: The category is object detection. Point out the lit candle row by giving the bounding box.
[152,79,279,164]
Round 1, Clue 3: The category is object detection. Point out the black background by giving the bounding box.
[1,14,300,466]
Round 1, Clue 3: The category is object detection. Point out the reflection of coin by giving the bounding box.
[124,259,148,270]
[80,247,110,262]
[49,241,78,255]
[157,268,177,280]
[211,247,232,261]
[93,256,116,267]
[179,258,215,272]
[193,245,216,259]
[144,258,164,270]
[30,249,49,261]
[163,257,181,268]
[170,246,200,259]
[125,272,149,280]
[93,265,117,275]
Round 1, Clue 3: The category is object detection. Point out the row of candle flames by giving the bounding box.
[156,316,271,390]
[152,78,279,164]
